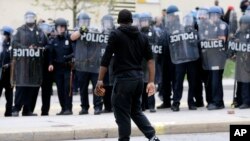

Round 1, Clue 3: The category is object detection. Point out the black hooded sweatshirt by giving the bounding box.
[101,25,153,76]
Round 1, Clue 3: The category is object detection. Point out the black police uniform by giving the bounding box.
[157,30,175,108]
[49,33,74,115]
[41,41,54,115]
[12,24,47,116]
[0,39,13,116]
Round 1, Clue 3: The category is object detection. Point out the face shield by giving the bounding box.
[132,17,140,27]
[25,13,37,24]
[140,18,150,28]
[102,19,114,31]
[78,19,90,28]
[165,12,181,27]
[209,13,221,23]
[197,9,209,21]
[183,15,194,27]
[38,23,53,34]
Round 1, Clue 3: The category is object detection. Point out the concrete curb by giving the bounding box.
[1,120,250,141]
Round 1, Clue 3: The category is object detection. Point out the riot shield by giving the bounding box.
[198,14,227,70]
[11,48,43,87]
[74,31,108,73]
[168,13,199,64]
[228,19,250,82]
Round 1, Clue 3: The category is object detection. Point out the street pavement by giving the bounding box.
[71,132,229,141]
[0,79,249,141]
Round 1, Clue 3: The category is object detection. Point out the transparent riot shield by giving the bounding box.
[11,48,43,86]
[74,32,108,73]
[168,13,199,64]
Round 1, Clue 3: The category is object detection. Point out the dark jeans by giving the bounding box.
[76,71,102,111]
[0,69,13,116]
[13,86,39,114]
[112,77,155,141]
[55,69,73,111]
[173,61,199,106]
[206,70,224,106]
[141,83,155,110]
[41,70,53,115]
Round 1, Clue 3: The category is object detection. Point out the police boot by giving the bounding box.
[62,110,73,115]
[239,104,250,109]
[171,102,180,112]
[22,112,38,116]
[56,110,65,115]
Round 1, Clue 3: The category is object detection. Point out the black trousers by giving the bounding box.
[0,69,13,116]
[206,70,224,107]
[41,70,53,115]
[13,86,39,114]
[235,82,243,106]
[76,71,102,111]
[194,59,204,105]
[238,82,250,105]
[159,55,175,106]
[55,68,73,111]
[141,83,155,110]
[103,85,113,111]
[112,77,155,141]
[173,61,199,106]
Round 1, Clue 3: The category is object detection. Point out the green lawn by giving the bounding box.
[223,60,235,78]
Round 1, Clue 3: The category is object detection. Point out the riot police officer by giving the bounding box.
[139,13,157,112]
[228,15,250,109]
[12,11,47,116]
[101,14,115,113]
[71,12,103,115]
[165,5,200,111]
[157,7,176,109]
[48,18,74,115]
[198,6,228,110]
[38,22,54,115]
[0,26,13,117]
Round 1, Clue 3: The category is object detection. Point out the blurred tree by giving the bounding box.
[33,0,116,27]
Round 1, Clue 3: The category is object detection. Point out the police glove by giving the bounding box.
[79,25,88,35]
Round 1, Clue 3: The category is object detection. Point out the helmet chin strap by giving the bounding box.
[26,23,35,28]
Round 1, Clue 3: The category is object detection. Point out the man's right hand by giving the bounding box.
[146,82,156,97]
[48,65,54,72]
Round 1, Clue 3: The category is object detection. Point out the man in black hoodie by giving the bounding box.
[95,9,160,141]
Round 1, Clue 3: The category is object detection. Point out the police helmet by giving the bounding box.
[101,14,114,30]
[76,12,91,27]
[1,26,14,36]
[55,18,68,27]
[166,5,179,14]
[208,6,223,15]
[24,11,37,24]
